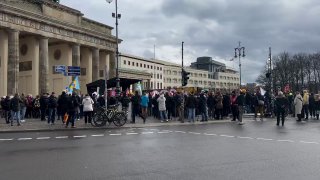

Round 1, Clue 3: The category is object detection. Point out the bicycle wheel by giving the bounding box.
[113,112,127,127]
[92,112,107,127]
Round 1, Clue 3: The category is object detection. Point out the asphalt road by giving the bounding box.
[1,118,320,180]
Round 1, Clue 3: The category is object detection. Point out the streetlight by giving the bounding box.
[106,0,121,97]
[234,41,245,88]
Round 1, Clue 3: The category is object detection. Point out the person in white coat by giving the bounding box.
[82,94,94,124]
[294,92,303,121]
[157,93,168,122]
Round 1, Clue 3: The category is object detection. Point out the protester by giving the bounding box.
[48,92,58,125]
[294,92,303,122]
[275,91,288,126]
[157,93,167,122]
[82,94,94,124]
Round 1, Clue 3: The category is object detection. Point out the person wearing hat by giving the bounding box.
[275,91,288,126]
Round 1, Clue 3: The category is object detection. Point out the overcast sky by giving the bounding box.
[61,0,320,83]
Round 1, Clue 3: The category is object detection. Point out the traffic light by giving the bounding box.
[182,69,190,86]
[266,72,271,78]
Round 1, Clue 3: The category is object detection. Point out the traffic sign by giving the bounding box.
[66,66,81,76]
[55,65,66,73]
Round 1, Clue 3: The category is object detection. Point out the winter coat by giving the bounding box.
[48,95,58,108]
[39,95,49,109]
[199,95,207,112]
[20,96,27,108]
[10,97,21,112]
[275,95,288,113]
[121,95,130,108]
[236,94,245,106]
[303,93,309,105]
[207,95,215,108]
[1,98,11,111]
[186,95,196,109]
[165,95,174,109]
[294,94,303,116]
[215,95,223,109]
[82,96,94,112]
[141,95,149,108]
[157,95,166,111]
[58,94,69,112]
[68,95,80,112]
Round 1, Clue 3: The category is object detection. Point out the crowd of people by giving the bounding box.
[1,88,319,127]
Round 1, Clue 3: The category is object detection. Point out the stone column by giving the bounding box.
[72,44,80,66]
[39,37,49,94]
[92,48,99,81]
[7,29,19,95]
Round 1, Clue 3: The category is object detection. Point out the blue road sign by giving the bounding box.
[66,66,81,76]
[55,65,66,73]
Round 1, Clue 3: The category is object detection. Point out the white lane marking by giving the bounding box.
[237,136,254,139]
[91,134,105,137]
[277,140,294,143]
[188,132,201,135]
[109,133,122,136]
[300,141,319,144]
[55,136,68,139]
[204,133,217,136]
[148,129,159,131]
[141,132,154,134]
[73,135,87,138]
[220,135,235,138]
[36,137,51,140]
[175,131,186,133]
[256,138,273,141]
[126,133,139,135]
[18,138,32,141]
[0,138,13,141]
[158,131,170,134]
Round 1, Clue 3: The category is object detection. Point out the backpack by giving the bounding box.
[34,99,40,108]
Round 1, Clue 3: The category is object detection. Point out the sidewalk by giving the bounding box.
[0,114,256,133]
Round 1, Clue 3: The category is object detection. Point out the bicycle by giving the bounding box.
[92,103,127,127]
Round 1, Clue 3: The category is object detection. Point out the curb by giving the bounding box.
[0,119,235,134]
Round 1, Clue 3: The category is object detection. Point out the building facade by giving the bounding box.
[0,0,119,96]
[119,54,240,92]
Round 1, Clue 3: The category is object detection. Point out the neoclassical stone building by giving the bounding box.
[0,0,119,96]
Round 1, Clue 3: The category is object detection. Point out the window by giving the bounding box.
[144,64,146,68]
[99,70,104,77]
[136,63,139,67]
[160,83,162,89]
[160,67,162,71]
[123,60,126,65]
[157,67,159,70]
[20,61,32,72]
[147,65,150,69]
[151,66,153,69]
[157,74,160,79]
[128,61,130,65]
[160,74,162,79]
[140,63,142,67]
[81,68,86,76]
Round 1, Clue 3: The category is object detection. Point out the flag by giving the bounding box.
[68,76,80,94]
[260,87,266,95]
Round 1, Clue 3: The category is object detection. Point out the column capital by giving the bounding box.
[7,29,19,33]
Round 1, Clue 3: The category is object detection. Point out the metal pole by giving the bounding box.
[181,41,185,122]
[115,0,120,97]
[105,65,108,110]
[269,47,272,94]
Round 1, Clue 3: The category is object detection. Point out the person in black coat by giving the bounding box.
[39,93,49,121]
[58,91,69,124]
[236,90,245,125]
[309,93,315,119]
[223,94,231,118]
[199,93,208,122]
[186,93,197,122]
[120,92,130,111]
[207,92,215,120]
[275,91,288,126]
[1,96,11,124]
[165,92,174,120]
[10,93,22,126]
[65,92,80,128]
[48,92,58,125]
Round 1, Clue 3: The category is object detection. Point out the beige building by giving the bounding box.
[119,54,240,92]
[0,0,119,96]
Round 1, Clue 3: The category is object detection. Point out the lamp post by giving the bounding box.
[106,0,121,97]
[234,41,245,88]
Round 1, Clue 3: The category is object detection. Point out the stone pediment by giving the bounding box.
[0,0,118,50]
